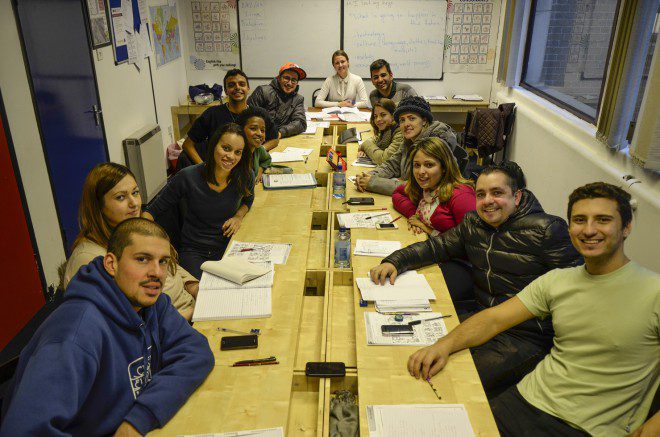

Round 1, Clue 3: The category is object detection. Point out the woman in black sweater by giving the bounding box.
[145,123,254,279]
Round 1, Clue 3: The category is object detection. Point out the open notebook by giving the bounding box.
[192,261,274,322]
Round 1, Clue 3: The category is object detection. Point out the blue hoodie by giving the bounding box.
[1,257,214,435]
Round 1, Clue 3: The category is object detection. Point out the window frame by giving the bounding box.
[518,0,621,124]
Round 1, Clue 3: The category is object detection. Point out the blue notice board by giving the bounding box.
[108,0,141,63]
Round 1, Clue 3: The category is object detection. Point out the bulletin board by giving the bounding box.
[108,0,143,64]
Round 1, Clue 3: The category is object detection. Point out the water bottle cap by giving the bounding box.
[339,226,347,232]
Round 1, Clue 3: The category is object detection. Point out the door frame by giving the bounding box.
[0,90,48,299]
[12,0,111,257]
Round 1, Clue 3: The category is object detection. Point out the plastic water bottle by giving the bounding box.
[334,227,351,268]
[332,161,346,198]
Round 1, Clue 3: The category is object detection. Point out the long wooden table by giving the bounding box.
[151,124,498,436]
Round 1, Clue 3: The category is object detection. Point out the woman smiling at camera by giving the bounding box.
[355,96,466,196]
[357,98,403,165]
[144,123,254,279]
[392,137,475,236]
[64,162,198,320]
[314,50,369,108]
[238,106,273,184]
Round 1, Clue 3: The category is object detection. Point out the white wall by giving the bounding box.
[0,0,66,287]
[494,85,660,273]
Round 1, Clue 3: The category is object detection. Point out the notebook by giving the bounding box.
[263,173,317,190]
[200,256,271,285]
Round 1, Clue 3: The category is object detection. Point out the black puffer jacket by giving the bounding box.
[383,189,582,340]
[247,78,306,138]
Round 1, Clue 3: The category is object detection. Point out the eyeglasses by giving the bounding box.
[280,75,299,84]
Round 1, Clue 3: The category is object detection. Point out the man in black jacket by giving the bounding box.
[370,162,582,397]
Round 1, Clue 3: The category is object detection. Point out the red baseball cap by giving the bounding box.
[278,62,307,81]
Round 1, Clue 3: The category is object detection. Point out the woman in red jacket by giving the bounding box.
[393,137,475,236]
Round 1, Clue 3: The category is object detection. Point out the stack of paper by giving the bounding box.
[338,112,370,122]
[337,212,393,228]
[353,156,377,168]
[306,111,339,121]
[375,299,432,313]
[192,262,274,322]
[424,95,447,101]
[356,271,435,301]
[453,94,484,101]
[353,239,402,257]
[225,241,292,265]
[322,106,360,115]
[367,404,475,436]
[364,312,447,346]
[270,147,313,163]
[263,173,317,190]
[303,121,330,134]
[182,427,284,437]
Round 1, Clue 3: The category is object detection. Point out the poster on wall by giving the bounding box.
[444,0,501,73]
[149,4,182,67]
[182,0,240,72]
[85,0,112,48]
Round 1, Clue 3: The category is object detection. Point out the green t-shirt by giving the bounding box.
[251,146,271,176]
[516,261,659,436]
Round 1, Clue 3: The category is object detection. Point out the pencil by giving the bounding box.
[389,216,403,224]
[358,208,387,212]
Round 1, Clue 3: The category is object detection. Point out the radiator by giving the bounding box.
[123,125,167,204]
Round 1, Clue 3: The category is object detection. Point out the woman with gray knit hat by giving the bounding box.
[355,96,467,195]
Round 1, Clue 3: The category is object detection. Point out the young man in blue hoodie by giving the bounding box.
[1,218,215,436]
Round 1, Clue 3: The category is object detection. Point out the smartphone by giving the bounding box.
[220,335,258,350]
[381,324,414,336]
[305,362,346,377]
[346,197,374,205]
[376,222,397,230]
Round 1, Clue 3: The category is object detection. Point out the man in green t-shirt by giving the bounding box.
[406,182,659,436]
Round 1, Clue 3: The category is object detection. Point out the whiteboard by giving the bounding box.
[238,0,342,78]
[344,0,447,79]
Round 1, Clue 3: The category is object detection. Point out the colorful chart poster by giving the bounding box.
[183,0,240,71]
[444,0,501,73]
[149,4,182,67]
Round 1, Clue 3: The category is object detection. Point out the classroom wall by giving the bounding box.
[0,0,65,287]
[494,85,660,273]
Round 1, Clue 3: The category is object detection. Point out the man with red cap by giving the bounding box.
[247,62,307,138]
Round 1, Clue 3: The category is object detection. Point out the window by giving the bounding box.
[520,0,619,122]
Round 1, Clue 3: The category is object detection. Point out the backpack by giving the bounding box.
[462,103,516,159]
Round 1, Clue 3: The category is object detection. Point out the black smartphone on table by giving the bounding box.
[220,335,258,350]
[305,362,346,377]
[381,324,414,336]
[346,197,374,205]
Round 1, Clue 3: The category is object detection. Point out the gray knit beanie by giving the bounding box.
[393,96,433,123]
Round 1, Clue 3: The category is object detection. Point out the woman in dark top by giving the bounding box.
[145,123,254,279]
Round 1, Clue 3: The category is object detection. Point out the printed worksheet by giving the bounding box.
[364,312,447,346]
[225,241,292,265]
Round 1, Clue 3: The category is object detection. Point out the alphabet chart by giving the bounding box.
[445,0,501,73]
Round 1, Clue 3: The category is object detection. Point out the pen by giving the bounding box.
[233,356,276,365]
[358,208,387,212]
[365,213,389,219]
[389,216,403,224]
[240,248,254,252]
[217,327,260,336]
[408,315,452,326]
[232,361,279,367]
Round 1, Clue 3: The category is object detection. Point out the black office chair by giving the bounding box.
[312,88,321,107]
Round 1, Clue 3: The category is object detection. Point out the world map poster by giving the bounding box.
[150,4,182,67]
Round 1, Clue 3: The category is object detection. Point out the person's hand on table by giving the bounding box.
[184,281,199,299]
[407,341,452,380]
[113,421,140,437]
[338,100,353,107]
[222,216,243,237]
[408,215,431,235]
[357,150,366,158]
[369,262,398,285]
[355,172,371,192]
[633,412,660,437]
